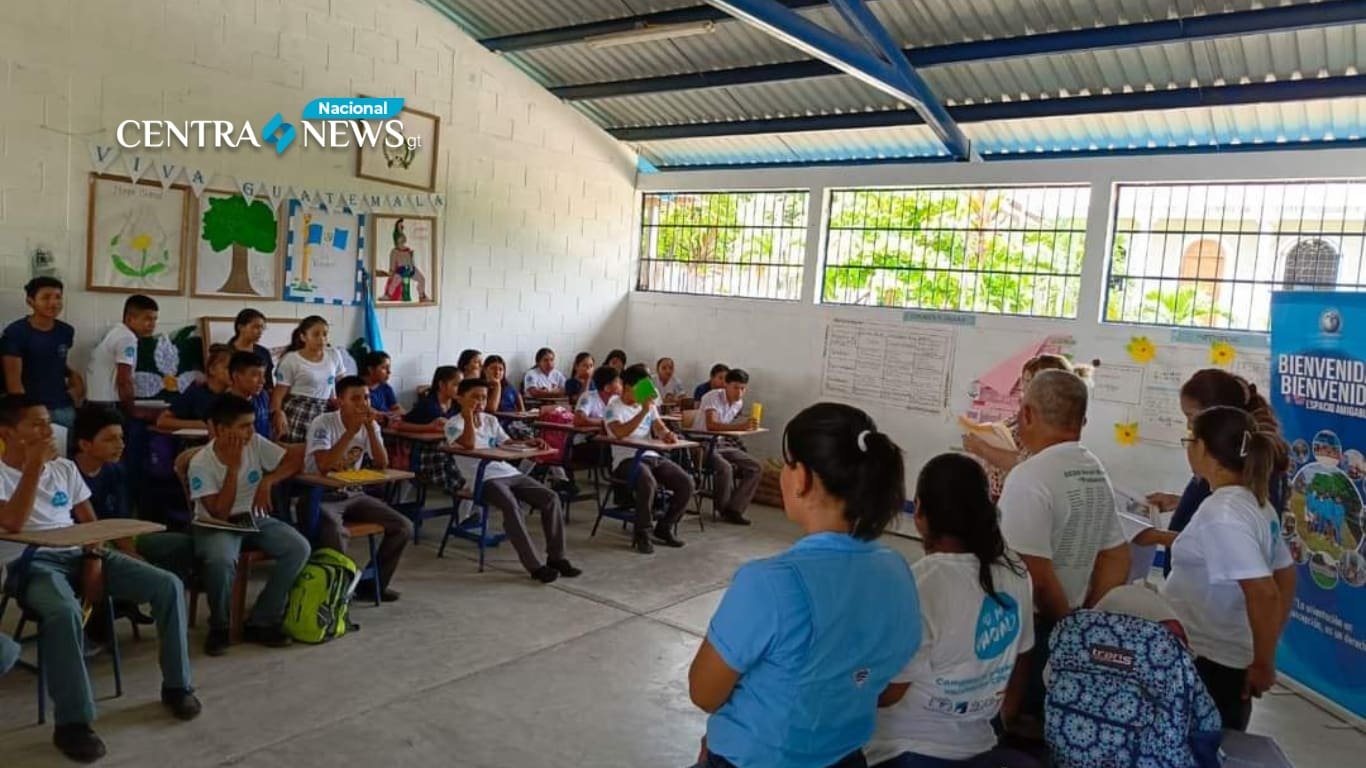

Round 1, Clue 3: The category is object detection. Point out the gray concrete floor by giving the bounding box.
[1,505,1362,767]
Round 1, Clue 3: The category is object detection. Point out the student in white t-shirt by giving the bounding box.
[573,365,618,429]
[84,294,158,409]
[1162,405,1296,731]
[0,395,199,762]
[305,376,413,601]
[270,316,347,442]
[868,453,1034,767]
[188,394,309,656]
[523,347,567,400]
[691,368,763,526]
[997,369,1129,716]
[652,357,688,403]
[445,378,581,583]
[606,365,694,554]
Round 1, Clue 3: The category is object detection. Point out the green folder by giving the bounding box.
[633,377,660,403]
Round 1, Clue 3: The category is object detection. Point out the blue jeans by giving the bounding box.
[7,549,192,725]
[192,517,310,630]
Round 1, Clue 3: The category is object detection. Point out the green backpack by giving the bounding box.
[283,548,359,644]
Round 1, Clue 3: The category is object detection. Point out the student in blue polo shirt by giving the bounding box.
[156,344,232,431]
[689,402,922,768]
[2,277,82,428]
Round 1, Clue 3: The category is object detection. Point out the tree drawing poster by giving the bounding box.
[86,174,190,295]
[283,200,365,305]
[371,214,438,307]
[192,192,281,299]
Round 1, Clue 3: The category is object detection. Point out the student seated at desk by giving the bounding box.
[606,366,695,554]
[85,294,158,412]
[189,395,309,656]
[2,276,83,428]
[272,316,347,443]
[653,357,688,404]
[227,351,272,439]
[305,376,413,602]
[446,378,581,583]
[523,347,566,400]
[694,363,729,403]
[392,366,466,496]
[564,352,594,405]
[482,355,525,414]
[457,348,483,382]
[362,351,403,420]
[604,349,627,372]
[156,344,232,432]
[226,308,276,387]
[0,395,200,762]
[691,369,763,526]
[574,365,619,428]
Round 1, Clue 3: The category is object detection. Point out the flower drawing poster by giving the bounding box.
[86,174,191,295]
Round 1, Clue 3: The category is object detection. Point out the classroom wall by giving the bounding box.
[0,0,637,398]
[627,146,1366,496]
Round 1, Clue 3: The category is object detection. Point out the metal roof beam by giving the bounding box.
[550,1,1366,101]
[703,0,975,160]
[477,0,827,52]
[608,74,1366,141]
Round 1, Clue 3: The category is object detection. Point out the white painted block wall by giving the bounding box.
[0,0,637,400]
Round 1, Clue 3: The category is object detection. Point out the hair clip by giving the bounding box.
[1239,430,1251,458]
[856,430,871,452]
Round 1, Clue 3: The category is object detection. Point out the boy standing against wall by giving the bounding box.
[2,277,83,427]
[85,295,158,412]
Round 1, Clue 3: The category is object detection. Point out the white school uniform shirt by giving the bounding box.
[603,395,661,466]
[0,458,92,565]
[85,324,138,402]
[998,441,1126,610]
[652,374,688,400]
[1162,486,1293,668]
[574,391,610,422]
[691,387,744,431]
[867,553,1035,763]
[275,348,347,400]
[442,412,521,482]
[523,367,566,394]
[305,411,383,474]
[187,435,287,521]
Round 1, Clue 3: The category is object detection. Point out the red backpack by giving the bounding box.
[537,406,575,463]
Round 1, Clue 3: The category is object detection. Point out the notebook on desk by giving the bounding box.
[192,513,259,533]
[328,469,390,483]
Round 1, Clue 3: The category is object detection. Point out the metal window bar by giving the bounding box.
[637,191,809,301]
[820,185,1090,318]
[1105,181,1366,332]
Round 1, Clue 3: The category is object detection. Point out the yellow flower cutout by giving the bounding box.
[162,375,179,392]
[1126,336,1157,365]
[130,233,152,252]
[1210,340,1237,367]
[1114,422,1140,446]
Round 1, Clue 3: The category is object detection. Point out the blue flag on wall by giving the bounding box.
[361,267,384,353]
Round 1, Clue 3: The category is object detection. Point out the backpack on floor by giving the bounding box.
[283,548,359,644]
[1045,610,1222,768]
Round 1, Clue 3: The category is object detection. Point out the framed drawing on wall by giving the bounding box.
[190,191,284,299]
[370,214,437,307]
[355,104,440,191]
[199,315,297,366]
[282,200,366,305]
[86,173,191,295]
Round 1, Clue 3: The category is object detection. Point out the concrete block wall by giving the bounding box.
[0,0,638,400]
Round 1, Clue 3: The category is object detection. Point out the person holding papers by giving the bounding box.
[446,378,580,583]
[607,366,695,554]
[189,395,308,656]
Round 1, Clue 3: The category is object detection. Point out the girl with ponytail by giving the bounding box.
[689,403,921,768]
[1162,406,1296,732]
[390,365,465,499]
[866,454,1034,767]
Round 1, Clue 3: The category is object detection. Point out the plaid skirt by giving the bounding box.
[412,443,465,494]
[282,394,328,444]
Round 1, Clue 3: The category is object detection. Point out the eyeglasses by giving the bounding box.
[1180,437,1196,448]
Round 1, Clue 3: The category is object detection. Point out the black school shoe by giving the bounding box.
[719,510,752,526]
[242,624,293,648]
[204,628,230,657]
[161,688,203,721]
[632,531,654,554]
[53,723,106,763]
[355,580,402,602]
[531,565,560,584]
[548,558,582,578]
[652,525,686,548]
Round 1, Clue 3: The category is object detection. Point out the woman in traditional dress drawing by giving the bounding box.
[382,217,428,302]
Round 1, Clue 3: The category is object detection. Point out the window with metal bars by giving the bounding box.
[636,191,808,300]
[1106,181,1366,333]
[821,186,1089,318]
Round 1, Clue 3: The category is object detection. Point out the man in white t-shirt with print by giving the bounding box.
[188,394,310,656]
[690,368,763,526]
[573,365,619,429]
[305,376,413,601]
[0,395,199,762]
[84,295,158,410]
[606,366,695,554]
[997,369,1129,715]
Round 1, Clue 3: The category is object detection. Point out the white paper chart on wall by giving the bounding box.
[821,319,956,413]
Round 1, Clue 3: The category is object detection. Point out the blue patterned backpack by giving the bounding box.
[1045,610,1222,768]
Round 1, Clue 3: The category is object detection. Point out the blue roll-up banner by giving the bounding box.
[1270,291,1366,723]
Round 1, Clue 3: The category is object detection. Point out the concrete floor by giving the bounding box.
[1,505,1362,767]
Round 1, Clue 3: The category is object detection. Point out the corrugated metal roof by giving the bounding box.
[430,0,700,39]
[633,124,947,167]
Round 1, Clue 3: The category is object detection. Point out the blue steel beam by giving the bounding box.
[704,0,975,161]
[608,74,1366,142]
[548,1,1366,101]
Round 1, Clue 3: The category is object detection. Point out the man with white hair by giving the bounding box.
[999,369,1130,715]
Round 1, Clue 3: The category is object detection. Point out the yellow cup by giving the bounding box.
[751,402,763,426]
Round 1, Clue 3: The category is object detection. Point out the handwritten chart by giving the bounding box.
[1131,344,1271,446]
[822,319,956,413]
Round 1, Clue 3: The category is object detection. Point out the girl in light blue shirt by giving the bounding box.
[689,402,922,768]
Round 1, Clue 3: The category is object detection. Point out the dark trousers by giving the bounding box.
[1195,657,1252,731]
[1023,613,1056,717]
[613,456,694,531]
[482,474,566,573]
[711,445,762,515]
[318,495,414,590]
